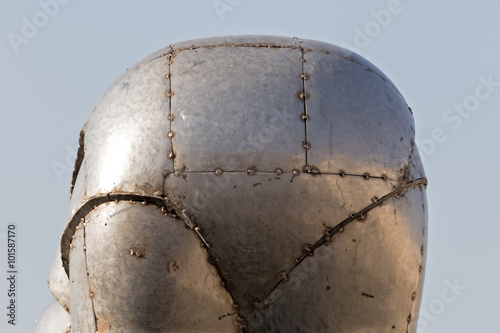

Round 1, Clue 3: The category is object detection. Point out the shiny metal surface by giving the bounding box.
[33,301,71,333]
[69,224,97,332]
[48,247,70,312]
[43,35,428,332]
[78,202,239,333]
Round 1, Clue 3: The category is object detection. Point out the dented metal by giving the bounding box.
[39,35,428,332]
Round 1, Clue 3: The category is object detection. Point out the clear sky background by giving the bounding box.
[0,1,498,332]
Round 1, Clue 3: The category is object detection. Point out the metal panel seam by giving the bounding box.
[260,177,428,305]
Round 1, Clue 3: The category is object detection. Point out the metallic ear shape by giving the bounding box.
[54,35,427,333]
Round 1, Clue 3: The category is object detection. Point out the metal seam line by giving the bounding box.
[299,40,310,167]
[261,177,428,303]
[82,220,99,331]
[137,39,396,97]
[60,176,418,276]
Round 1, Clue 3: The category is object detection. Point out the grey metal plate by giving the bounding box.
[48,247,70,313]
[304,49,415,180]
[164,172,398,316]
[33,301,71,333]
[82,57,172,198]
[300,38,402,95]
[170,45,305,172]
[69,225,97,333]
[247,186,427,332]
[83,202,238,332]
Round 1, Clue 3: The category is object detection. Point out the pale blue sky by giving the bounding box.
[1,1,499,332]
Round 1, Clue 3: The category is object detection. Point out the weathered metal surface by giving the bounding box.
[79,202,239,332]
[170,45,305,172]
[48,35,428,332]
[82,56,172,197]
[69,223,97,332]
[163,172,400,317]
[303,45,415,180]
[245,185,427,332]
[33,301,71,333]
[48,247,70,312]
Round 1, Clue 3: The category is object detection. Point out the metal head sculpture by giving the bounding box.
[37,35,427,333]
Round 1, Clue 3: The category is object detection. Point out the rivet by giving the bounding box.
[419,265,423,273]
[292,169,300,176]
[275,168,283,176]
[363,172,370,180]
[358,213,367,221]
[167,151,176,159]
[303,141,311,150]
[280,272,288,280]
[300,73,309,80]
[412,292,417,300]
[246,167,256,176]
[89,291,94,298]
[298,91,310,101]
[303,165,312,173]
[167,131,175,138]
[164,73,171,79]
[164,89,174,98]
[339,170,346,178]
[300,58,306,63]
[301,114,310,122]
[167,114,175,121]
[162,169,170,177]
[214,168,223,176]
[381,173,388,181]
[174,171,181,177]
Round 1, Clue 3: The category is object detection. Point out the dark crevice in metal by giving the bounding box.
[82,219,98,331]
[60,192,246,327]
[61,193,180,277]
[69,124,87,198]
[261,177,428,303]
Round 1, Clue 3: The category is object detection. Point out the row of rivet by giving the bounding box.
[265,177,427,300]
[299,45,311,156]
[164,52,176,162]
[163,168,390,179]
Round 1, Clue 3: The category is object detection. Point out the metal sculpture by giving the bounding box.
[36,35,428,333]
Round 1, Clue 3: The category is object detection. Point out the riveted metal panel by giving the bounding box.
[33,301,71,333]
[303,48,415,180]
[57,36,429,332]
[83,202,239,333]
[170,35,299,50]
[247,186,427,332]
[82,57,172,198]
[164,172,398,316]
[170,45,305,172]
[299,38,402,95]
[69,225,97,333]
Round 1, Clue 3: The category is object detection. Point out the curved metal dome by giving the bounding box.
[44,35,427,333]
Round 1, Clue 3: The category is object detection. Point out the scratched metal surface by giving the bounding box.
[46,36,428,332]
[78,202,238,333]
